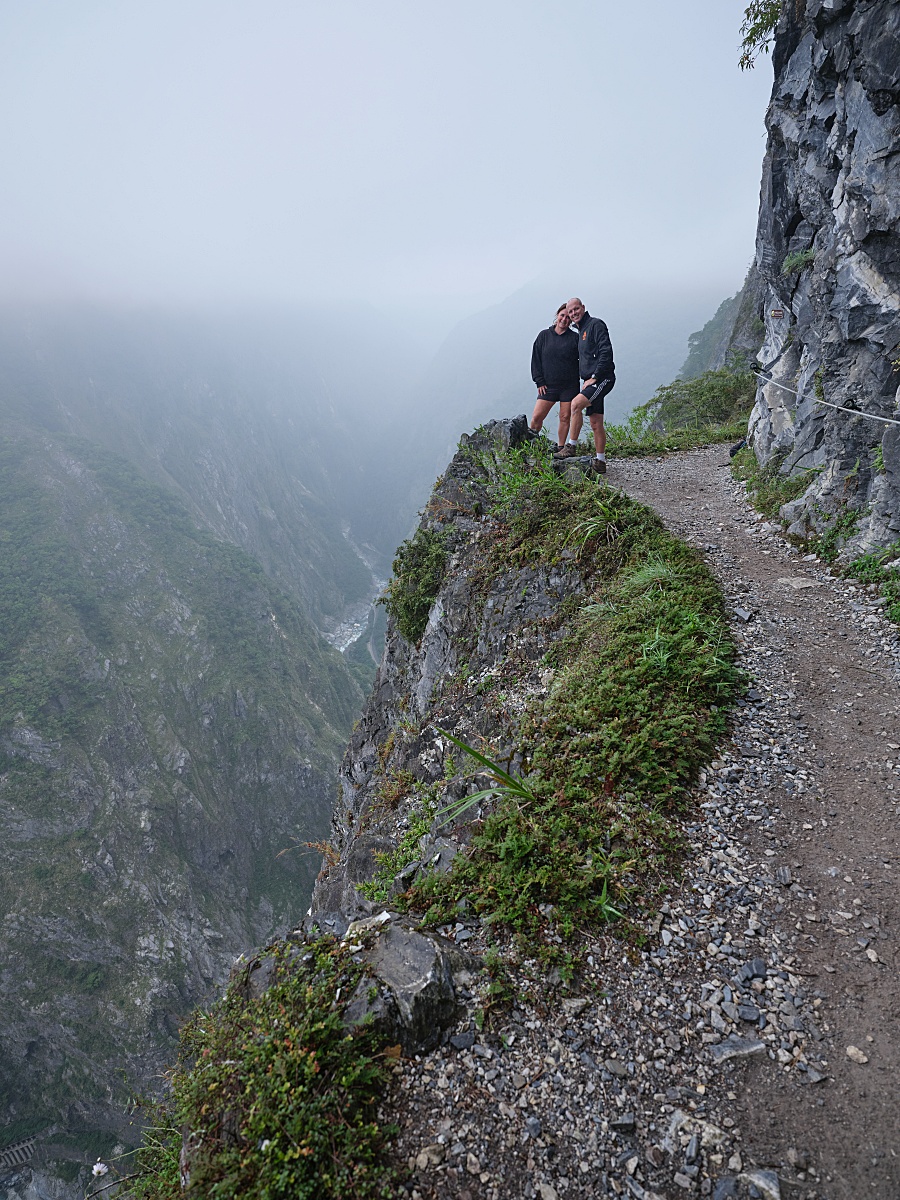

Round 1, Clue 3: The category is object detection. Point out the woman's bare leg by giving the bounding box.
[530,397,556,432]
[557,402,571,447]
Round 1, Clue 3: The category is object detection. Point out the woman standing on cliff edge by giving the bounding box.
[527,304,581,450]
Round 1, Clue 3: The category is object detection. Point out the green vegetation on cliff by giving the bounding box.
[126,428,744,1195]
[411,445,742,951]
[382,526,449,644]
[129,938,394,1200]
[604,364,756,457]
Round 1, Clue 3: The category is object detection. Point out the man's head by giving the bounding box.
[566,297,585,324]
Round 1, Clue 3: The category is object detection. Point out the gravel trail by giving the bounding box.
[386,446,900,1200]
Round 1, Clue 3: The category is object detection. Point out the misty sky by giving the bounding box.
[0,1,773,320]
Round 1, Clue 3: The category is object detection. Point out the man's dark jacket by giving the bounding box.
[573,310,615,381]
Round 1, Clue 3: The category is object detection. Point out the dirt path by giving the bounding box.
[616,446,900,1198]
[385,444,899,1200]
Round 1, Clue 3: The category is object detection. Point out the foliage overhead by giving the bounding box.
[739,1,782,70]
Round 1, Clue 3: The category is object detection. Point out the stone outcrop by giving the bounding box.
[747,0,900,552]
[630,1,899,521]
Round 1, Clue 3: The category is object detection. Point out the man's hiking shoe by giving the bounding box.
[589,458,607,475]
[553,443,578,460]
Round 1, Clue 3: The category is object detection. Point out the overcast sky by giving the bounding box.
[0,1,773,322]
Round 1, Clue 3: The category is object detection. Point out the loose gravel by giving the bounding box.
[379,447,900,1200]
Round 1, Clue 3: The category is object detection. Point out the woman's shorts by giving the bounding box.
[581,375,616,416]
[538,383,579,405]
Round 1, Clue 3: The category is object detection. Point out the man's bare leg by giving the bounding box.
[589,411,606,455]
[566,394,589,444]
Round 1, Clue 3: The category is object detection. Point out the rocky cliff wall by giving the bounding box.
[748,0,900,552]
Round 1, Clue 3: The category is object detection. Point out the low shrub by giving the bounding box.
[382,527,449,644]
[126,938,395,1200]
[731,446,816,518]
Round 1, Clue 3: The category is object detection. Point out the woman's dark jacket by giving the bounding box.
[530,326,580,388]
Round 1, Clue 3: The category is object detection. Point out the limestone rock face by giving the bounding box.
[748,0,900,551]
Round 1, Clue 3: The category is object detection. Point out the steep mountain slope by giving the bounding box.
[679,264,767,378]
[0,305,417,630]
[746,0,900,552]
[0,425,362,1182]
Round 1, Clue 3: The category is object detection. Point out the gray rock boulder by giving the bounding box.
[342,915,478,1053]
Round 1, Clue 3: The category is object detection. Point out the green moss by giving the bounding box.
[382,527,449,643]
[127,937,395,1200]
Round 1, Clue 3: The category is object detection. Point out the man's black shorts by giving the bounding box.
[538,383,580,405]
[581,374,616,416]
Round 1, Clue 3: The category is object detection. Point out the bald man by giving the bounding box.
[553,297,616,473]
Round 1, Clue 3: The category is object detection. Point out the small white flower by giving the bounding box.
[92,1161,109,1177]
[260,1139,271,1152]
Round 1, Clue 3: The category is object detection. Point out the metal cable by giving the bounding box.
[754,372,900,428]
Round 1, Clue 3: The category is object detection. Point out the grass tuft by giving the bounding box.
[731,446,817,518]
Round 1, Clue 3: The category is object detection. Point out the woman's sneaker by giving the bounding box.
[553,443,578,459]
